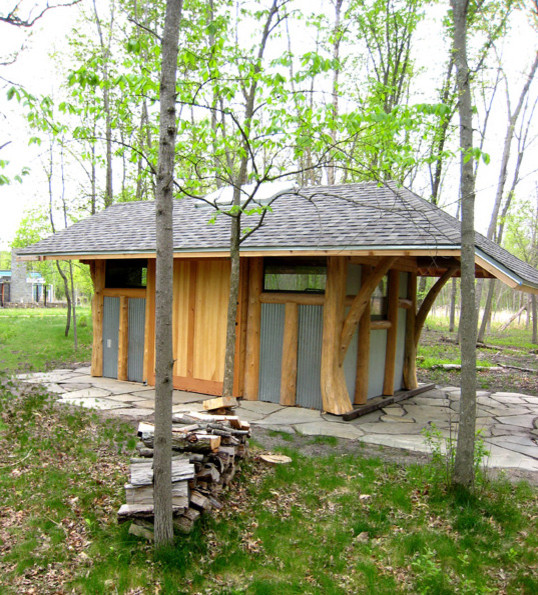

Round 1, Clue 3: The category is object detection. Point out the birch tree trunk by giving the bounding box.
[154,0,182,547]
[451,0,477,488]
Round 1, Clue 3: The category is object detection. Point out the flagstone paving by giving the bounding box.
[18,366,538,474]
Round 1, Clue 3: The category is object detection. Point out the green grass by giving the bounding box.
[0,307,92,373]
[0,379,536,594]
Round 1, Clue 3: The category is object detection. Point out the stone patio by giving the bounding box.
[17,367,538,474]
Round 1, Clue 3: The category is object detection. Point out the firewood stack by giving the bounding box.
[117,400,250,539]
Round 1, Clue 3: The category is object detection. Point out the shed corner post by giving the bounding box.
[403,271,418,390]
[90,260,105,378]
[244,257,263,401]
[321,256,353,415]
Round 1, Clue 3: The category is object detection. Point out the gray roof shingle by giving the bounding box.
[19,181,538,289]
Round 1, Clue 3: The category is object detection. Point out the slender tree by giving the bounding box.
[153,0,183,547]
[451,0,477,488]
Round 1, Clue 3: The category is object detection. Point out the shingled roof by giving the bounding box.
[19,181,538,292]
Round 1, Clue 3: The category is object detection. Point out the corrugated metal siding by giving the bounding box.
[367,329,387,398]
[128,298,146,383]
[258,303,285,403]
[296,305,324,409]
[394,308,406,391]
[343,306,358,398]
[102,296,119,379]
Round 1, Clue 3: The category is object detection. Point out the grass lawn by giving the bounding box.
[0,307,92,374]
[0,380,536,594]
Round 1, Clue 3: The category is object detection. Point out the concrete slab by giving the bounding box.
[238,400,285,415]
[294,421,363,439]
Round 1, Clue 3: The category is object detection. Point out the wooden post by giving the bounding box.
[383,269,400,396]
[90,260,105,377]
[321,257,352,415]
[117,296,129,381]
[339,256,396,365]
[233,258,249,397]
[354,301,371,405]
[403,271,417,389]
[143,259,156,385]
[280,302,299,406]
[244,258,263,400]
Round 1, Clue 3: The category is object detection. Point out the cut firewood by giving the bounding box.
[203,396,238,411]
[125,480,189,508]
[130,459,194,486]
[190,490,212,512]
[129,520,154,541]
[259,454,292,465]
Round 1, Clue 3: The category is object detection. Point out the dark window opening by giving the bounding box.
[105,259,148,288]
[370,275,388,319]
[263,258,327,293]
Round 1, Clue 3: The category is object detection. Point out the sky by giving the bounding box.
[0,0,537,252]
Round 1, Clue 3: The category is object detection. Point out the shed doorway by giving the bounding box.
[102,296,146,382]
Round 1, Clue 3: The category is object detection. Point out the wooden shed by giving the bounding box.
[20,182,538,415]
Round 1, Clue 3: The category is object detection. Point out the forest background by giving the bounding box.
[0,0,537,341]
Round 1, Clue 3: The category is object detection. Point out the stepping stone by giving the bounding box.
[495,414,536,428]
[171,402,205,414]
[255,407,321,426]
[172,391,206,405]
[133,400,156,410]
[409,396,450,407]
[131,390,156,398]
[381,415,415,423]
[233,407,266,422]
[294,421,363,439]
[487,438,538,459]
[238,400,284,415]
[480,444,538,472]
[358,421,424,435]
[382,405,406,416]
[59,375,98,384]
[358,434,431,454]
[60,387,112,399]
[258,424,296,434]
[57,397,126,411]
[42,383,68,395]
[58,383,92,392]
[73,366,91,375]
[103,393,148,403]
[491,393,529,403]
[109,407,155,419]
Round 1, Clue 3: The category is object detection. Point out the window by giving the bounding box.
[105,259,148,288]
[263,258,327,293]
[370,275,388,319]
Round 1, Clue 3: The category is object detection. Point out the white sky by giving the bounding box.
[0,0,537,250]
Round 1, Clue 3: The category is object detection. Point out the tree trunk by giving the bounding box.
[477,279,495,342]
[451,0,477,489]
[153,0,183,548]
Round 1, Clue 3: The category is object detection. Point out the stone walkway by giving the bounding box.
[18,367,538,474]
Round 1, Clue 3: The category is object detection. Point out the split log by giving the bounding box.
[129,520,154,541]
[139,431,221,453]
[125,480,189,508]
[203,396,238,411]
[117,503,186,523]
[189,490,212,512]
[130,459,194,486]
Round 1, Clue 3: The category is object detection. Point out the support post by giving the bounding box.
[383,269,400,396]
[90,260,105,377]
[354,300,371,405]
[321,257,352,415]
[280,302,299,406]
[244,258,263,400]
[403,271,417,389]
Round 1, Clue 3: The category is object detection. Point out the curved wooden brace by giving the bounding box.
[414,264,459,349]
[338,256,397,366]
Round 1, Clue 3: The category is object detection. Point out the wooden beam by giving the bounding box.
[117,296,129,381]
[103,288,146,298]
[244,258,263,400]
[354,300,370,406]
[143,259,156,385]
[370,320,392,330]
[280,303,299,406]
[90,260,105,377]
[259,292,324,305]
[339,256,396,366]
[383,269,400,396]
[415,264,458,348]
[320,257,353,415]
[402,271,417,389]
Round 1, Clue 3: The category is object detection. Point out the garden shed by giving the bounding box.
[19,182,538,415]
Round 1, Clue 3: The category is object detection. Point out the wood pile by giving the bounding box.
[117,410,250,537]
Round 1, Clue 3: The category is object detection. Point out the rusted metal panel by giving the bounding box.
[296,305,323,409]
[102,296,120,379]
[258,303,285,403]
[128,298,146,383]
